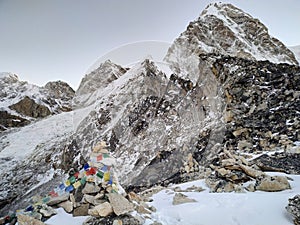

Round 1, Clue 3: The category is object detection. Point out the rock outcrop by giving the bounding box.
[0,73,75,130]
[286,195,300,225]
[9,96,51,118]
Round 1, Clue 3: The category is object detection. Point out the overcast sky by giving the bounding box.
[0,0,299,90]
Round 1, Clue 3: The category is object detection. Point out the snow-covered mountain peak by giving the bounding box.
[0,72,22,84]
[165,2,299,69]
[289,45,300,64]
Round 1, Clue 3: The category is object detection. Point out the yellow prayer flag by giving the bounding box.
[73,181,81,189]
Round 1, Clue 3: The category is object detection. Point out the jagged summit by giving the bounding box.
[165,2,299,72]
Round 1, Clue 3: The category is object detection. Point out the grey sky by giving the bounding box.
[0,0,299,89]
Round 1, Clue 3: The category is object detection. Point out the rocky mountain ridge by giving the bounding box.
[0,72,75,131]
[0,2,300,224]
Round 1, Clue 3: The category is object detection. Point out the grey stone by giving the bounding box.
[17,214,47,225]
[46,193,69,206]
[172,193,197,205]
[89,202,113,217]
[108,193,134,216]
[39,205,57,218]
[82,183,101,194]
[73,204,89,217]
[83,194,96,204]
[256,175,291,192]
[58,201,73,213]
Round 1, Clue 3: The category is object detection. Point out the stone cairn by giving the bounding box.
[1,141,154,225]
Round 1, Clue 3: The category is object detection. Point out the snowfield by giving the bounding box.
[147,173,299,225]
[36,173,300,225]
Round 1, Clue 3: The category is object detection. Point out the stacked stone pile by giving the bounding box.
[1,142,155,225]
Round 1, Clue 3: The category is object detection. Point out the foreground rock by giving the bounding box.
[83,214,142,225]
[17,214,47,225]
[108,193,134,216]
[286,195,300,225]
[172,193,197,205]
[255,175,291,192]
[205,150,291,192]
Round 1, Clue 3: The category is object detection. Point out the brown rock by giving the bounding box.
[172,193,197,205]
[47,193,69,206]
[256,175,291,192]
[108,193,134,216]
[17,214,46,225]
[58,201,73,213]
[128,191,143,203]
[73,204,89,217]
[240,165,265,179]
[136,205,151,214]
[94,202,113,217]
[39,205,57,218]
[112,220,123,225]
[9,96,51,118]
[82,183,101,194]
[83,194,96,204]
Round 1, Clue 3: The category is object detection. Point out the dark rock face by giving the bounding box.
[0,111,30,130]
[9,96,51,118]
[286,195,300,225]
[83,214,142,225]
[253,153,300,174]
[44,80,75,112]
[211,56,300,155]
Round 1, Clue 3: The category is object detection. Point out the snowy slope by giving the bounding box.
[289,45,300,64]
[147,173,299,225]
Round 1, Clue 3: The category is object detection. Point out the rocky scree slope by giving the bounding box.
[0,72,75,131]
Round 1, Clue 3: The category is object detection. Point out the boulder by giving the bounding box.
[286,195,300,225]
[108,193,134,216]
[88,202,113,217]
[46,193,69,206]
[239,165,265,179]
[255,175,291,192]
[82,183,101,194]
[17,214,47,225]
[39,205,57,218]
[58,201,73,213]
[112,220,123,225]
[73,204,89,217]
[83,194,96,204]
[172,193,197,205]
